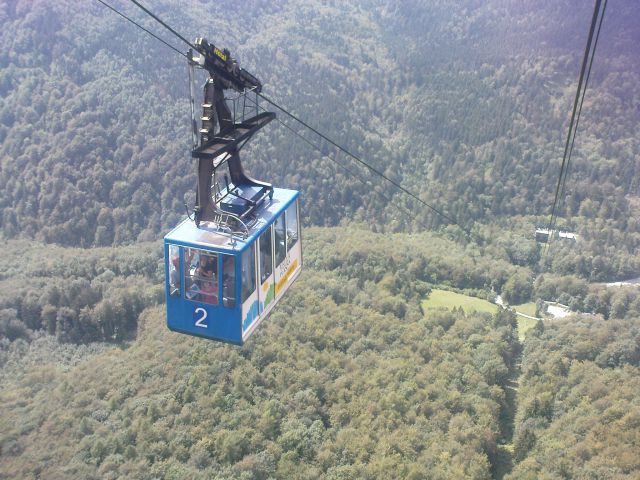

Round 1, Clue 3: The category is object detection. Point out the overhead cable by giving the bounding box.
[100,0,472,236]
[127,0,196,51]
[257,92,470,235]
[557,0,608,218]
[246,95,439,233]
[544,0,607,261]
[95,0,187,59]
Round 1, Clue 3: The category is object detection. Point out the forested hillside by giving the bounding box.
[0,241,163,343]
[509,315,640,478]
[2,233,639,478]
[1,0,639,267]
[2,1,640,479]
[2,228,639,478]
[1,227,521,344]
[1,308,516,479]
[1,229,522,479]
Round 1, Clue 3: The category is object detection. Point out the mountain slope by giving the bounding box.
[1,0,638,247]
[0,227,519,479]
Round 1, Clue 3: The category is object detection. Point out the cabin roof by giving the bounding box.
[164,187,299,252]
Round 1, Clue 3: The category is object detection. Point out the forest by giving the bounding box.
[1,229,521,479]
[2,228,640,478]
[510,315,640,478]
[1,0,639,478]
[1,1,639,265]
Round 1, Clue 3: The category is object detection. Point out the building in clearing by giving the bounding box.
[535,228,578,243]
[558,231,577,240]
[535,228,551,243]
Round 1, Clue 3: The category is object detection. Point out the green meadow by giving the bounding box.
[423,290,540,341]
[422,289,498,314]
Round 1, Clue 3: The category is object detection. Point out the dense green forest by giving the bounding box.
[1,0,640,478]
[1,0,639,275]
[0,241,163,343]
[2,229,640,478]
[1,229,521,479]
[509,316,640,478]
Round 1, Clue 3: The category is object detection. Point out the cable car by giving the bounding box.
[163,38,302,344]
[164,190,301,344]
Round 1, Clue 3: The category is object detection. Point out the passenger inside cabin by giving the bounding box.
[198,255,216,278]
[184,249,196,278]
[182,249,202,301]
[169,246,180,297]
[200,279,218,304]
[222,255,236,308]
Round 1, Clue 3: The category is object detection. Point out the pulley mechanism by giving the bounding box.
[188,38,274,232]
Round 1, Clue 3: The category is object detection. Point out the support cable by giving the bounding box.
[257,92,470,235]
[127,0,196,51]
[102,0,473,236]
[543,0,606,263]
[557,0,608,220]
[95,0,187,59]
[246,95,437,233]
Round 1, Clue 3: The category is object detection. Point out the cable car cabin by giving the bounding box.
[164,189,301,345]
[163,37,302,345]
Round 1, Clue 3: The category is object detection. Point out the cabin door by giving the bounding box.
[257,225,275,315]
[240,243,259,335]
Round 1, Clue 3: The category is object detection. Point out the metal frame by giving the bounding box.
[187,48,274,235]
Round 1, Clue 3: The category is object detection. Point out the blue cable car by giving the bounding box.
[164,189,301,345]
[163,38,302,345]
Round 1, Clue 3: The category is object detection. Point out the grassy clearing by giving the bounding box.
[422,290,539,341]
[422,289,498,314]
[516,315,539,341]
[512,302,537,317]
[510,302,541,341]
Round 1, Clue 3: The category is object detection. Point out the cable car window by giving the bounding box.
[241,244,256,303]
[168,244,181,297]
[222,255,235,308]
[275,214,286,266]
[259,227,273,284]
[285,201,298,252]
[184,248,218,305]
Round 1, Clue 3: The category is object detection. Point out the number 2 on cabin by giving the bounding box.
[194,307,208,328]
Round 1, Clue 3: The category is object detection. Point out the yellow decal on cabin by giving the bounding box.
[214,47,227,62]
[275,258,299,295]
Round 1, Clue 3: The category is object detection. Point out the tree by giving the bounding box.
[55,307,78,343]
[502,271,533,305]
[0,308,28,341]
